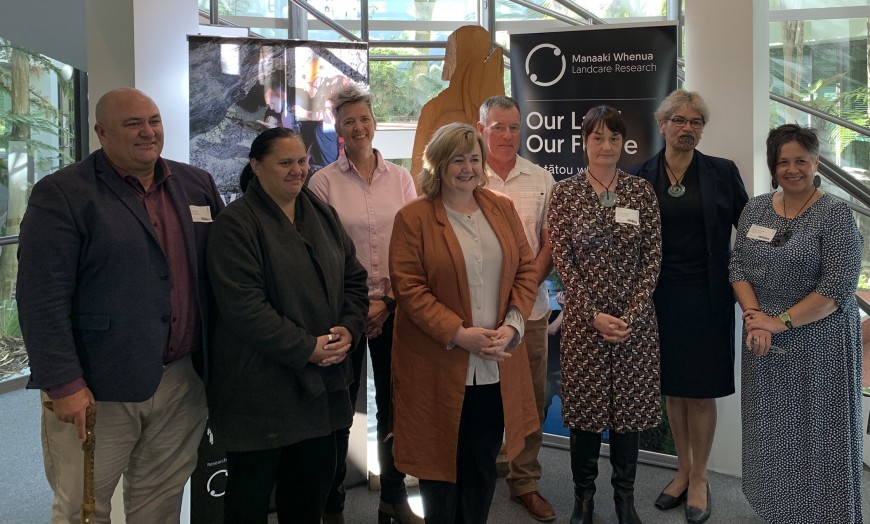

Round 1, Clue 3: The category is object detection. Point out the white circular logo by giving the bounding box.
[207,469,228,497]
[525,43,566,87]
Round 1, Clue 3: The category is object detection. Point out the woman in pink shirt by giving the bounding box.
[308,84,420,524]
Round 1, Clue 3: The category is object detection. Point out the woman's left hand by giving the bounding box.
[365,300,389,338]
[742,310,786,335]
[478,325,517,362]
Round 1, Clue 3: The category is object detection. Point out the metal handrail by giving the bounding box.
[290,0,361,42]
[817,157,870,212]
[553,0,607,24]
[0,236,18,246]
[770,93,870,138]
[510,0,586,26]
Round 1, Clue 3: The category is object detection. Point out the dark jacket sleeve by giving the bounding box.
[17,177,83,392]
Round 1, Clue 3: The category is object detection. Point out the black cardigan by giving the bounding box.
[206,178,369,451]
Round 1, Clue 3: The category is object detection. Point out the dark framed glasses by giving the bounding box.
[669,116,705,130]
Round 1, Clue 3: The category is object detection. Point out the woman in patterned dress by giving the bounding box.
[729,124,863,523]
[548,105,662,524]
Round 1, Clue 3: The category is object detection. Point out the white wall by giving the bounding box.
[684,0,770,477]
[0,0,199,162]
[86,0,200,162]
[0,0,87,70]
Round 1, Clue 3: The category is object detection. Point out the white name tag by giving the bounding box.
[747,224,776,242]
[614,207,639,226]
[190,205,213,223]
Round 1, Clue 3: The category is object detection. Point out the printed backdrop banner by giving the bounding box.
[188,36,368,200]
[510,22,678,182]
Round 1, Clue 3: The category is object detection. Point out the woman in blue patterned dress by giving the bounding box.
[729,124,863,523]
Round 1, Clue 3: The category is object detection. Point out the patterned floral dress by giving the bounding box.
[548,170,662,433]
[729,193,864,523]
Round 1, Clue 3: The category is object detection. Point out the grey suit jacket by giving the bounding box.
[17,150,225,402]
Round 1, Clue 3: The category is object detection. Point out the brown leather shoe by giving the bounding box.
[511,491,557,522]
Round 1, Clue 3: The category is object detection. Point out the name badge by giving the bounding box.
[746,224,776,242]
[614,207,639,226]
[190,205,213,223]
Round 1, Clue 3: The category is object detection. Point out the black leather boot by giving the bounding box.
[609,431,642,524]
[569,429,602,524]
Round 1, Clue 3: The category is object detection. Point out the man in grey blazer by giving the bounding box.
[17,87,225,523]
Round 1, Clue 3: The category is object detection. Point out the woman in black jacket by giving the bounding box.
[206,127,369,524]
[628,90,748,524]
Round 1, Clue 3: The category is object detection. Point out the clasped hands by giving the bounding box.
[454,325,518,362]
[592,312,632,343]
[364,299,389,339]
[741,309,785,356]
[310,326,352,367]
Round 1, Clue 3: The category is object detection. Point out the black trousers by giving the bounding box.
[223,433,337,524]
[325,313,407,514]
[419,383,504,524]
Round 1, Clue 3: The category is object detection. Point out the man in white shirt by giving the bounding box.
[478,95,557,522]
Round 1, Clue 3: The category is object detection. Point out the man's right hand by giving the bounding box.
[51,387,95,442]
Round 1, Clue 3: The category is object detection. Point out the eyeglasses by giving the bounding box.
[669,116,705,130]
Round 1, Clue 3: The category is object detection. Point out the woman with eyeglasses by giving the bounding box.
[549,105,661,524]
[627,90,748,524]
[729,124,863,523]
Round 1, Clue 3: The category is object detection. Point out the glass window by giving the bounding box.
[0,37,77,385]
[305,0,361,20]
[202,0,289,17]
[562,0,666,18]
[369,53,448,123]
[770,0,870,9]
[770,17,869,178]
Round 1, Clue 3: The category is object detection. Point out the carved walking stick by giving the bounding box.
[42,401,96,524]
[80,404,96,524]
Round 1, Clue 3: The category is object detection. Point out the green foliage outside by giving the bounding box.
[0,40,73,381]
[369,49,447,123]
[0,39,75,181]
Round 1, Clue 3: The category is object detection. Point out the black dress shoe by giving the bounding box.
[653,481,687,511]
[685,483,711,524]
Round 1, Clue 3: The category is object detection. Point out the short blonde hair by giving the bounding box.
[418,123,488,199]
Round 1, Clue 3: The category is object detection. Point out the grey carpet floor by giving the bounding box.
[2,387,867,524]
